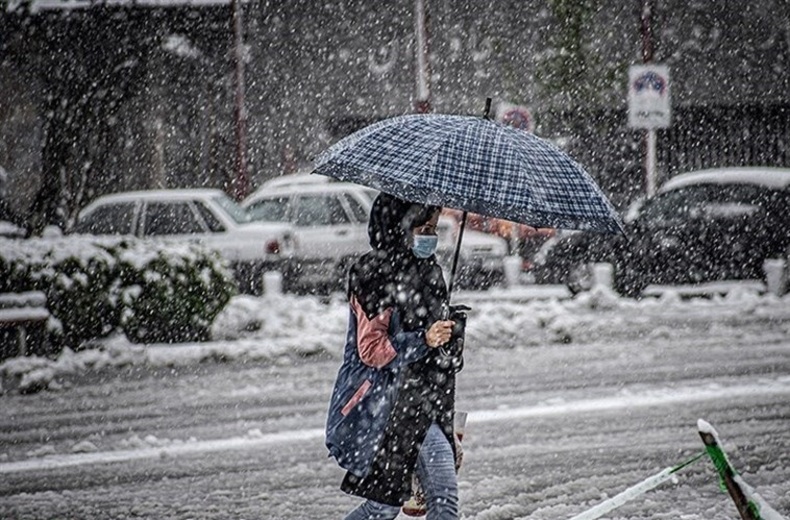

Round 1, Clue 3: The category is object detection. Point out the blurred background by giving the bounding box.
[0,0,788,241]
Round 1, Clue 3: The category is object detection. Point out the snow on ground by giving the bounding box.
[3,283,786,392]
[3,376,789,476]
[1,283,789,519]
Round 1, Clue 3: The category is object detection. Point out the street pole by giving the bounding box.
[414,0,432,113]
[641,0,657,197]
[646,128,657,196]
[232,0,249,201]
[640,0,653,64]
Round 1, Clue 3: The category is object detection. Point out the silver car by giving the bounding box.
[73,189,296,293]
[435,216,508,290]
[244,178,508,292]
[243,181,376,292]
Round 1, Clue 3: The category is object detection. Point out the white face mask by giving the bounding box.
[412,234,439,258]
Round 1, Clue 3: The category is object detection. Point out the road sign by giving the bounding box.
[628,64,671,129]
[496,101,534,133]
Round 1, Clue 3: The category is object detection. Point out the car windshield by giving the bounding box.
[642,184,772,224]
[212,194,252,224]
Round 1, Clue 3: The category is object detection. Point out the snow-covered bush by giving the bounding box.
[0,238,56,292]
[0,237,236,351]
[116,241,236,344]
[33,240,121,348]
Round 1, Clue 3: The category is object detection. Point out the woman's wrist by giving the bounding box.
[422,328,435,348]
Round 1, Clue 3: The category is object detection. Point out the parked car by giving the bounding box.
[243,181,377,292]
[531,167,790,296]
[243,180,508,292]
[443,208,556,269]
[257,172,331,190]
[436,215,508,290]
[72,189,296,293]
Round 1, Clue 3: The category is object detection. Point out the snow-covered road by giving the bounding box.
[1,286,789,519]
[2,377,789,476]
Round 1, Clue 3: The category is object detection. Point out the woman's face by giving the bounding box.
[409,209,441,259]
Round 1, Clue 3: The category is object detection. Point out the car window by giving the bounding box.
[701,185,769,219]
[293,195,350,226]
[195,201,226,232]
[361,188,379,203]
[640,186,710,224]
[246,197,291,222]
[74,202,137,235]
[645,184,771,225]
[212,194,251,224]
[342,193,370,223]
[143,202,205,236]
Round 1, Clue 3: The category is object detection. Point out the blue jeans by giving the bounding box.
[344,422,459,520]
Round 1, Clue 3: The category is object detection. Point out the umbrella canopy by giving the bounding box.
[313,113,624,235]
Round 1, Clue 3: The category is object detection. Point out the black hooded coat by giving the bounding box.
[339,193,464,506]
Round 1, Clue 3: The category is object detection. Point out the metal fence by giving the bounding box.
[660,103,790,176]
[553,103,790,209]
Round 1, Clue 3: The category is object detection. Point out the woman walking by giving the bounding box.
[325,192,466,520]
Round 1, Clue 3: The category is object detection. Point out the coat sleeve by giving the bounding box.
[351,296,429,369]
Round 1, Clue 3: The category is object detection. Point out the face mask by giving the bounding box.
[412,234,438,258]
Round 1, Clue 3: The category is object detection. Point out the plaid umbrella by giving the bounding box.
[313,113,624,234]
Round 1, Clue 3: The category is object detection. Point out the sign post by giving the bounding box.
[496,101,534,264]
[413,0,432,113]
[627,64,671,197]
[231,0,249,201]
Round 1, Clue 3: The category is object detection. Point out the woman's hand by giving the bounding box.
[425,320,455,348]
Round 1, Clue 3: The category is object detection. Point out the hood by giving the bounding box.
[367,192,439,253]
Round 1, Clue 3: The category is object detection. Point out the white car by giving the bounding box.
[73,189,296,293]
[243,180,508,292]
[258,172,331,190]
[435,215,508,290]
[243,181,376,292]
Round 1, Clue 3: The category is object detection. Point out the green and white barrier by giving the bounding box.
[698,419,786,520]
[567,452,704,520]
[565,420,786,520]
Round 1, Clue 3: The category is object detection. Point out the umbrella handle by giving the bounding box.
[446,210,468,312]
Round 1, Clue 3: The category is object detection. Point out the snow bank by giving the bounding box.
[1,286,787,395]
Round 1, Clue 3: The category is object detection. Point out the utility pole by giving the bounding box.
[231,0,249,201]
[640,0,654,63]
[641,0,657,197]
[413,0,432,113]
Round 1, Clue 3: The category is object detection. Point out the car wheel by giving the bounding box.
[280,263,301,294]
[472,272,493,291]
[233,262,263,295]
[613,269,646,298]
[487,269,505,289]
